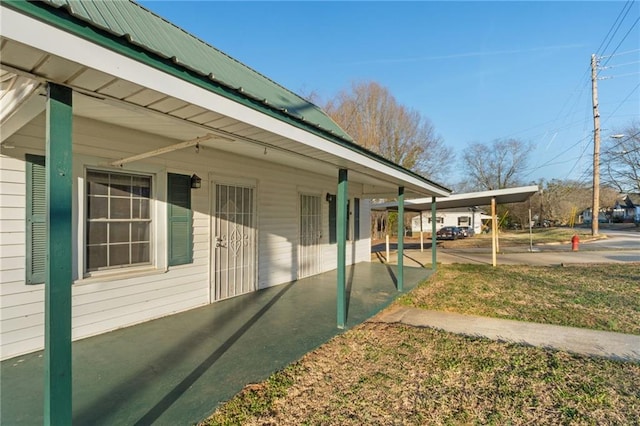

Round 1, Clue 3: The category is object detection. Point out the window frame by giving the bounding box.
[84,168,154,275]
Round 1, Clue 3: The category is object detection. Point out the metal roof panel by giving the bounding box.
[38,0,352,142]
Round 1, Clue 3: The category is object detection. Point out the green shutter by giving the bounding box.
[354,198,360,240]
[328,194,336,244]
[168,173,193,266]
[26,154,46,284]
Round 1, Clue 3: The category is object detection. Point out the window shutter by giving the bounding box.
[26,154,46,284]
[167,173,193,266]
[328,194,336,244]
[354,198,360,240]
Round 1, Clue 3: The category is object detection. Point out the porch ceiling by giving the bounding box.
[0,34,446,199]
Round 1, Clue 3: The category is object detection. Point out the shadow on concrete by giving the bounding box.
[1,262,429,426]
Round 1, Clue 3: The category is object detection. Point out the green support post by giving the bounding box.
[336,169,348,328]
[44,83,73,426]
[431,196,437,271]
[397,187,404,292]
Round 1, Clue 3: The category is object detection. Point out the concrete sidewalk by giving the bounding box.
[378,248,640,267]
[375,306,640,362]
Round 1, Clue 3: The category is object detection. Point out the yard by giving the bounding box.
[201,263,640,425]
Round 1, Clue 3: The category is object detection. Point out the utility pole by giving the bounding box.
[591,54,601,236]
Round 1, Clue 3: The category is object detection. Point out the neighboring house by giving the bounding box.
[410,208,488,235]
[0,1,449,360]
[583,194,640,225]
[615,194,640,224]
[581,208,608,224]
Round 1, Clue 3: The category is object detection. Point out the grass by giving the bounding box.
[202,323,640,425]
[441,228,598,249]
[399,263,640,335]
[201,263,640,425]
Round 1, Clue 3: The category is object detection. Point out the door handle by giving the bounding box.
[215,236,226,248]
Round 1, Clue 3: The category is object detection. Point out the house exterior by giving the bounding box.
[583,194,640,225]
[409,208,487,235]
[613,194,640,224]
[0,0,450,364]
[581,208,607,224]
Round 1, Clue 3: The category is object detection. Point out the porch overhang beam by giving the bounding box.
[0,71,45,144]
[109,133,217,167]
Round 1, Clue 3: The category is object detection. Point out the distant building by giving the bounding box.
[410,208,489,235]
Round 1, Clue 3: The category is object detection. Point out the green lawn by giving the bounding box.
[400,263,640,335]
[202,263,640,425]
[202,323,640,425]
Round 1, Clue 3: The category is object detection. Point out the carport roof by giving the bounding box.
[373,186,540,211]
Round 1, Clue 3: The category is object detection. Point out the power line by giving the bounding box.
[601,60,640,69]
[600,48,640,59]
[606,129,640,152]
[596,0,635,57]
[601,82,640,126]
[601,15,640,67]
[602,71,640,79]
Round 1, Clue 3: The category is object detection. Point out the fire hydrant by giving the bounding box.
[571,234,580,251]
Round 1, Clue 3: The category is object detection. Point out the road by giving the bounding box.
[375,227,640,267]
[587,228,640,250]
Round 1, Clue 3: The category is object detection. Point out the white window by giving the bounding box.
[86,170,152,271]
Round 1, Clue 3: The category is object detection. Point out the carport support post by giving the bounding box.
[337,169,348,328]
[44,83,73,425]
[419,212,424,252]
[491,196,497,267]
[431,197,437,270]
[397,187,404,291]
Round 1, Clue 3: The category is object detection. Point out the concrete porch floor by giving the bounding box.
[1,262,430,425]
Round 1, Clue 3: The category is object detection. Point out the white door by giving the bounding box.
[299,194,322,278]
[212,183,256,300]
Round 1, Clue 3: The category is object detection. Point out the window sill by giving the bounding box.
[75,267,166,285]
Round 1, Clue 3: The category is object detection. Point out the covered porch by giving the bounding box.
[1,262,430,425]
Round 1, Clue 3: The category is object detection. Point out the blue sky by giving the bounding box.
[140,1,639,187]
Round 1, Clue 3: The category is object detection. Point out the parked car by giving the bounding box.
[436,226,461,240]
[458,226,475,237]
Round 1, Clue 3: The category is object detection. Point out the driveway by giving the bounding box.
[375,230,640,267]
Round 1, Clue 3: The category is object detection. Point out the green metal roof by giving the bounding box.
[4,0,451,193]
[36,0,352,141]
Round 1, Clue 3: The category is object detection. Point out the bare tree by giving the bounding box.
[508,179,620,227]
[461,139,532,191]
[602,121,640,193]
[323,81,452,181]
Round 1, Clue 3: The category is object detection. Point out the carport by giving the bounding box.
[373,186,540,267]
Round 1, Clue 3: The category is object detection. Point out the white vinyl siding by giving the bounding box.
[0,114,372,360]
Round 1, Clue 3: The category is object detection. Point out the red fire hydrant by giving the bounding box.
[571,234,580,251]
